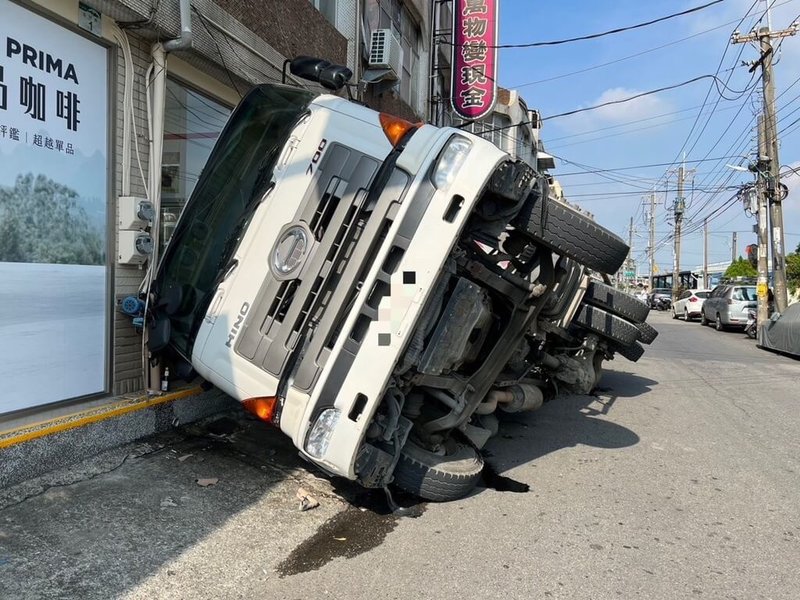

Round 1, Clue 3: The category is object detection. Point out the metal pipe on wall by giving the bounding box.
[145,0,192,392]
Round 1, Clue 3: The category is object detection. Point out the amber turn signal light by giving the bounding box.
[379,113,420,146]
[242,396,278,423]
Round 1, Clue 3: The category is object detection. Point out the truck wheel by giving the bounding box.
[611,341,645,362]
[393,440,484,502]
[582,280,649,323]
[573,304,640,346]
[514,191,629,275]
[636,321,658,345]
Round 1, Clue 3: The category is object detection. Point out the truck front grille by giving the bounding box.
[235,144,410,392]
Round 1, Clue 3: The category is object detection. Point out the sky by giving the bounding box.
[496,0,800,278]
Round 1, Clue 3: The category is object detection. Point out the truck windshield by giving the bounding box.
[154,84,315,359]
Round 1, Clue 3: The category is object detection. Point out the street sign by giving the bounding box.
[451,0,498,121]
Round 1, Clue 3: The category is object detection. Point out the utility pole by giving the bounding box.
[732,19,797,311]
[648,191,656,292]
[672,165,685,298]
[754,115,771,336]
[703,218,708,289]
[627,216,634,288]
[732,231,737,262]
[628,216,634,257]
[670,162,693,297]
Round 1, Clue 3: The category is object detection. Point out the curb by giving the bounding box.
[0,387,203,450]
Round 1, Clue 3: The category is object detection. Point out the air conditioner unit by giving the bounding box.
[368,29,402,80]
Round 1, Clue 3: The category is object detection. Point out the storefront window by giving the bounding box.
[162,80,231,247]
[0,0,109,414]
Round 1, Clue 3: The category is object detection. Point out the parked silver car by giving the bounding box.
[700,284,757,330]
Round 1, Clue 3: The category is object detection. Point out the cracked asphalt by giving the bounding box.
[1,310,799,599]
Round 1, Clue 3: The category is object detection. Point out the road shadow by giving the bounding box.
[595,368,658,399]
[482,370,648,478]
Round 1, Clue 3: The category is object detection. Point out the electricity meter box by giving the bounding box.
[119,196,154,230]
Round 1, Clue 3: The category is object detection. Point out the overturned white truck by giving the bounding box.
[147,62,656,501]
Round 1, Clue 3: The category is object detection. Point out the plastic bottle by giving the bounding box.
[161,367,170,392]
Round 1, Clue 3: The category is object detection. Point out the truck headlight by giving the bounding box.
[432,136,472,189]
[305,408,341,459]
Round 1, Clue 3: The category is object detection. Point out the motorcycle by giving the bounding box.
[653,296,672,311]
[745,309,757,339]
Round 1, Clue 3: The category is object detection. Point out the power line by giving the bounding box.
[471,74,753,135]
[446,0,725,49]
[651,0,762,192]
[544,75,748,122]
[550,154,757,176]
[546,103,746,151]
[507,0,796,90]
[192,7,244,98]
[544,102,726,143]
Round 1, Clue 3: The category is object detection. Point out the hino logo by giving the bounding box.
[225,302,250,348]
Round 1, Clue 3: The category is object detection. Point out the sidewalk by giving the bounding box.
[0,412,349,600]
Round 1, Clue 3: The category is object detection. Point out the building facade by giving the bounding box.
[0,0,431,425]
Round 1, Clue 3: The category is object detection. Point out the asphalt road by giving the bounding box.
[1,310,798,599]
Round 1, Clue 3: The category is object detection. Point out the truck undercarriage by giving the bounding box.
[351,162,654,500]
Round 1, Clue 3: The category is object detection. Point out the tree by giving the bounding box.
[724,257,758,278]
[0,173,103,265]
[787,245,800,294]
[0,214,25,262]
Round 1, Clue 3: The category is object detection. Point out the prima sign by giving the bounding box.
[6,37,79,84]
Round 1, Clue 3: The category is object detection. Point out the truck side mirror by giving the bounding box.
[318,64,353,91]
[285,56,352,91]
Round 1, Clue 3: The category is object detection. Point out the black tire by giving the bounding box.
[582,280,649,323]
[700,311,709,326]
[684,308,690,321]
[636,321,658,345]
[672,307,678,319]
[393,440,484,502]
[611,341,645,362]
[715,313,724,331]
[514,192,629,274]
[573,304,640,346]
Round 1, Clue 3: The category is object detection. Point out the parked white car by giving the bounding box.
[672,289,711,321]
